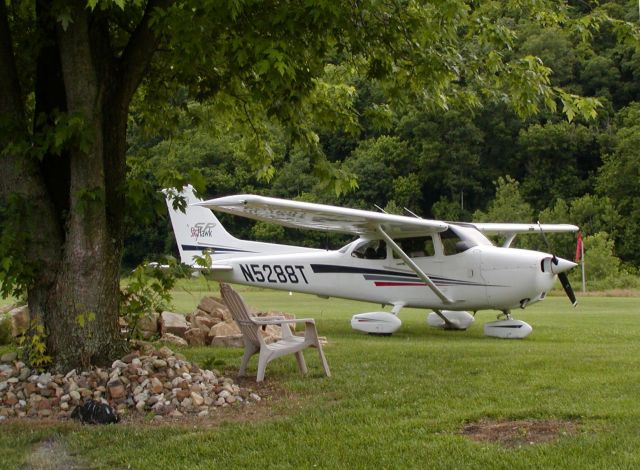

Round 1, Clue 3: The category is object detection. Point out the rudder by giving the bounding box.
[164,185,249,266]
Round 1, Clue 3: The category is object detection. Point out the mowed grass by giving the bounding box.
[2,283,640,469]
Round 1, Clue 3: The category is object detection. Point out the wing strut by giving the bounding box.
[503,233,517,248]
[375,225,454,305]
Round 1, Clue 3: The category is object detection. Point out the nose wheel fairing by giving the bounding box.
[484,318,533,339]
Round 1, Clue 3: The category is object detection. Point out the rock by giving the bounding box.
[0,351,17,363]
[18,368,31,381]
[209,321,241,338]
[37,398,51,410]
[0,344,259,421]
[37,373,52,386]
[5,391,18,404]
[192,314,218,332]
[260,324,282,339]
[210,335,244,348]
[152,359,167,369]
[159,333,188,347]
[197,297,227,315]
[121,351,140,363]
[156,346,174,358]
[160,311,189,338]
[138,312,159,339]
[9,306,29,337]
[150,377,163,394]
[191,392,204,406]
[184,328,206,347]
[107,379,125,399]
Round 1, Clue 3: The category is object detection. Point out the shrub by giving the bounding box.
[0,315,12,345]
[573,232,640,290]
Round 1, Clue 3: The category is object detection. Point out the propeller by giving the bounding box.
[558,271,577,307]
[538,221,578,307]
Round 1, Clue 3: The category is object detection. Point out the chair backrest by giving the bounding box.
[220,283,262,347]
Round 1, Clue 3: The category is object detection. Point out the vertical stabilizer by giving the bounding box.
[165,186,252,266]
[165,185,322,267]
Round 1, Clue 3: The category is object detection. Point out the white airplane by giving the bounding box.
[165,186,578,338]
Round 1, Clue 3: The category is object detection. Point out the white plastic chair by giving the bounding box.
[220,283,331,382]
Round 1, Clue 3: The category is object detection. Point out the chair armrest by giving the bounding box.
[252,317,316,326]
[251,316,286,324]
[252,317,318,339]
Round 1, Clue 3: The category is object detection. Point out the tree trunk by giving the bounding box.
[1,0,170,371]
[38,2,126,369]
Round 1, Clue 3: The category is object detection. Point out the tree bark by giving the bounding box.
[1,0,64,338]
[41,1,123,369]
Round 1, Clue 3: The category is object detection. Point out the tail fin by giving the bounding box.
[165,185,322,266]
[164,185,252,266]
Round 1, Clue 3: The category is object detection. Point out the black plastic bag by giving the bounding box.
[71,399,119,424]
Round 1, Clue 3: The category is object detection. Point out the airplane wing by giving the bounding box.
[467,222,578,248]
[469,223,579,234]
[196,194,448,237]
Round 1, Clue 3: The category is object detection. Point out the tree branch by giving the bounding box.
[0,0,29,199]
[115,0,175,109]
[0,0,25,129]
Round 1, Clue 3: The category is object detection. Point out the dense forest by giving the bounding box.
[126,1,640,290]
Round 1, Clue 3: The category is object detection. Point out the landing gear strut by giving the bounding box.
[497,310,512,321]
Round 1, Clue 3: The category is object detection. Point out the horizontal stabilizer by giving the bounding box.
[209,265,234,271]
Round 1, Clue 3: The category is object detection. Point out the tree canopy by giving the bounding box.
[1,0,639,369]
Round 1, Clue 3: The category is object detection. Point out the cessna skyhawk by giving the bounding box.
[165,186,578,338]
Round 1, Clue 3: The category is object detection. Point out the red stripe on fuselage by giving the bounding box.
[374,281,426,287]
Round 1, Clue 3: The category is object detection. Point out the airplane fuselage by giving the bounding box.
[209,243,558,312]
[165,186,577,325]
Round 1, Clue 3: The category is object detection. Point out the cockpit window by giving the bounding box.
[392,236,435,259]
[352,240,387,259]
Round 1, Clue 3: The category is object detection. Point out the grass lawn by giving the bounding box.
[1,282,640,468]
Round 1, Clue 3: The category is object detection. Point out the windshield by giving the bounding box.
[441,225,493,255]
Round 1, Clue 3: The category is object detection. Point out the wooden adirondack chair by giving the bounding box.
[220,283,331,382]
